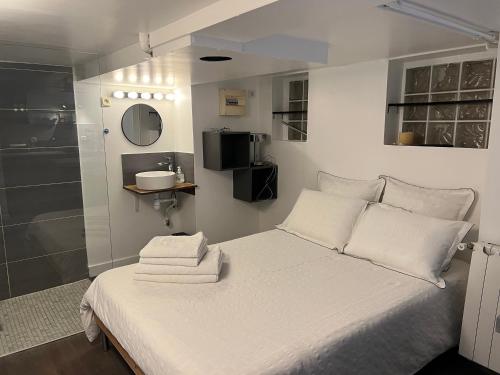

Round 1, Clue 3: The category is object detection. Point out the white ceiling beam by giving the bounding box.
[149,0,279,49]
[189,33,329,64]
[243,35,329,64]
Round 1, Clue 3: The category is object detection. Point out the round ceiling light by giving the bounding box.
[141,92,152,100]
[199,56,232,62]
[153,92,164,100]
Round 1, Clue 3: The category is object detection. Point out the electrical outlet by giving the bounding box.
[101,96,112,107]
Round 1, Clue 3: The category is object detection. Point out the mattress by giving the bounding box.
[81,229,469,375]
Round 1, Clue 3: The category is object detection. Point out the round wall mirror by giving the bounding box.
[121,104,163,146]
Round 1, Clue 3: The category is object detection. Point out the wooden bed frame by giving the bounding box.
[95,315,145,375]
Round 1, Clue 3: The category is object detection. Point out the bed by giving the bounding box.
[81,229,469,375]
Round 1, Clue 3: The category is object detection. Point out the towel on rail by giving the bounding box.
[139,232,208,261]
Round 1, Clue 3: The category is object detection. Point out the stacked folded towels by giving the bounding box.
[134,232,223,283]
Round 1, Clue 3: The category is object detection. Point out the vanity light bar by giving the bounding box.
[379,0,498,43]
[112,90,176,101]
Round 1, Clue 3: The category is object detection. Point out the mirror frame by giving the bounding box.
[121,104,163,146]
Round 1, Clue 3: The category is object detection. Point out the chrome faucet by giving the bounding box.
[157,156,173,171]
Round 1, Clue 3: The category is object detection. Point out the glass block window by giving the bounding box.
[287,79,308,141]
[402,58,496,148]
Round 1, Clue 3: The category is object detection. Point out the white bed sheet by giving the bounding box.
[81,230,468,375]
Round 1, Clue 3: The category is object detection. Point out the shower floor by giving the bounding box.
[0,279,91,357]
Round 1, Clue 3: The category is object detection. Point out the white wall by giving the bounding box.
[259,60,489,242]
[76,81,196,275]
[172,87,195,153]
[102,84,196,269]
[190,55,497,249]
[478,48,500,244]
[191,79,264,244]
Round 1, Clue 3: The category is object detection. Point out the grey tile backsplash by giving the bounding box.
[0,63,88,300]
[175,152,195,184]
[122,152,194,186]
[122,152,175,185]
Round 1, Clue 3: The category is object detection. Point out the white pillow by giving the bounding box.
[277,189,367,250]
[343,203,473,288]
[318,171,385,202]
[380,176,475,221]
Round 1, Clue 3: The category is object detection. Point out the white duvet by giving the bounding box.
[81,230,468,375]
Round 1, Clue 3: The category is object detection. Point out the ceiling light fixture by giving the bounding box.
[166,75,175,86]
[127,91,139,99]
[128,74,138,83]
[112,90,125,99]
[165,93,176,101]
[112,91,175,101]
[200,56,232,62]
[379,0,498,43]
[113,71,124,82]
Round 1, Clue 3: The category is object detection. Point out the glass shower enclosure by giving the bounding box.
[0,45,112,300]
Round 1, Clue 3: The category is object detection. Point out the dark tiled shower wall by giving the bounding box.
[0,62,88,300]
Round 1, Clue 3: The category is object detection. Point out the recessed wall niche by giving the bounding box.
[384,49,497,148]
[272,73,309,142]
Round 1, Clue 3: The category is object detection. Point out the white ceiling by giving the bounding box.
[199,0,500,67]
[1,0,499,86]
[0,0,218,53]
[98,43,316,88]
[97,0,500,88]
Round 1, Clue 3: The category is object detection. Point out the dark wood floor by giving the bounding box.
[0,332,496,375]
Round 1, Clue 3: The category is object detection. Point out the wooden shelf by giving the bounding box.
[272,110,308,116]
[387,98,493,111]
[123,182,197,196]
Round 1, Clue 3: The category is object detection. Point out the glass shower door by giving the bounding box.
[73,62,114,277]
[0,60,88,298]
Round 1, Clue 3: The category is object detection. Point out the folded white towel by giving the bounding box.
[139,245,208,267]
[136,246,222,276]
[139,232,207,259]
[133,274,219,284]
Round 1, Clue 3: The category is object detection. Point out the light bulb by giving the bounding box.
[113,70,124,82]
[112,91,125,99]
[127,91,138,99]
[153,92,164,100]
[141,92,152,100]
[154,75,162,84]
[165,93,176,101]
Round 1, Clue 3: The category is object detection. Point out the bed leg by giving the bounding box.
[101,331,109,352]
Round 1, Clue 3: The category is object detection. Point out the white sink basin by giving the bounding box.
[136,171,176,190]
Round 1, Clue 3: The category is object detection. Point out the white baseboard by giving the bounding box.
[113,255,140,268]
[88,255,139,277]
